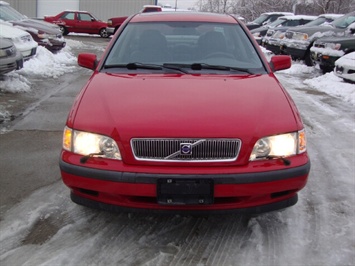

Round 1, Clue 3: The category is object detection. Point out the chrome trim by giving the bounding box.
[131,138,241,162]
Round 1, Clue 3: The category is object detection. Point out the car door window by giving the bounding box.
[79,13,93,22]
[61,12,74,20]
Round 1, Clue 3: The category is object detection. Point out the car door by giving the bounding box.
[60,11,77,31]
[76,12,97,34]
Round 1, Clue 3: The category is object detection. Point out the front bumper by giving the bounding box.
[107,27,115,35]
[266,43,282,55]
[60,157,310,214]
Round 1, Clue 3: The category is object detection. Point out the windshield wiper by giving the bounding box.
[103,63,162,70]
[190,63,253,74]
[104,62,188,73]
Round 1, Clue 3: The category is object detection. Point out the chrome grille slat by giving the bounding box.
[131,138,241,162]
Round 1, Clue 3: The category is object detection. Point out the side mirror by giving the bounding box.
[78,53,98,70]
[269,55,291,71]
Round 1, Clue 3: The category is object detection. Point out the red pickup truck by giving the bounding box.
[107,5,162,34]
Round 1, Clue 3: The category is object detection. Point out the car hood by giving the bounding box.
[288,24,344,35]
[315,35,355,43]
[0,22,29,38]
[10,18,61,34]
[71,73,299,145]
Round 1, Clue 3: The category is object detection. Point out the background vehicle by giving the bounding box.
[44,10,109,38]
[280,11,355,65]
[251,15,316,45]
[0,37,23,75]
[0,1,66,53]
[262,13,342,49]
[246,12,294,30]
[106,5,162,35]
[311,35,355,73]
[60,12,310,214]
[0,22,37,60]
[334,51,355,83]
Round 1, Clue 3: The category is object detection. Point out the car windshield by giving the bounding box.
[252,14,269,24]
[0,5,26,21]
[104,21,265,74]
[332,13,355,29]
[268,18,286,27]
[304,17,328,26]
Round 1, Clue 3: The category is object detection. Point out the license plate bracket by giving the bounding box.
[157,178,214,205]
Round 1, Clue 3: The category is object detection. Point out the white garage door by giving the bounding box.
[37,0,79,18]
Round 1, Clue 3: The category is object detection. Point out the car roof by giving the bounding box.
[262,12,294,16]
[130,12,237,23]
[280,15,317,20]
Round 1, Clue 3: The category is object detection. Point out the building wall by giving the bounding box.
[5,0,37,18]
[4,0,156,20]
[80,0,156,20]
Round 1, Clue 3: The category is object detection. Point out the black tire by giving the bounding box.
[59,25,69,36]
[100,28,109,38]
[304,50,313,67]
[319,64,333,74]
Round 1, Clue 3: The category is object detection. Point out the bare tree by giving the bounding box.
[195,0,354,21]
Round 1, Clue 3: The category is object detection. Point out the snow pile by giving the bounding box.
[304,72,355,105]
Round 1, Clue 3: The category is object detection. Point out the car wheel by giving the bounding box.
[304,50,313,67]
[100,28,109,38]
[319,65,333,74]
[59,26,69,36]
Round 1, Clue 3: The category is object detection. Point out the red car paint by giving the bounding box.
[44,10,109,37]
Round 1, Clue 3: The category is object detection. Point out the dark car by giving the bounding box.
[0,1,66,53]
[310,35,355,73]
[0,38,23,75]
[251,15,316,45]
[263,14,343,55]
[280,11,355,66]
[44,10,110,38]
[246,12,294,30]
[59,12,310,214]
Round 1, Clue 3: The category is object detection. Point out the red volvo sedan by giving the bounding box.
[60,12,310,214]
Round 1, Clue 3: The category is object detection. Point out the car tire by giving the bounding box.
[319,65,333,74]
[59,26,69,36]
[100,28,109,38]
[304,50,313,67]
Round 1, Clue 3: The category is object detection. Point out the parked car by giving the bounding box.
[246,12,294,30]
[310,35,355,73]
[107,5,163,35]
[0,1,66,53]
[262,13,342,51]
[59,12,310,214]
[44,10,110,38]
[0,37,23,75]
[334,51,355,83]
[251,15,316,45]
[280,11,355,66]
[0,22,38,60]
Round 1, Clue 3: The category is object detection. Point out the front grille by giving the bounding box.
[131,138,241,162]
[285,31,293,39]
[21,35,31,42]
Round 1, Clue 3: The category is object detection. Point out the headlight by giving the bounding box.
[252,32,261,37]
[107,19,113,26]
[249,130,306,161]
[63,126,122,160]
[294,32,308,41]
[324,43,341,50]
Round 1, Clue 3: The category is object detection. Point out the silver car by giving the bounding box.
[0,38,23,75]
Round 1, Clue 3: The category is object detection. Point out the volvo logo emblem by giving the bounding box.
[180,143,192,155]
[164,139,206,160]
